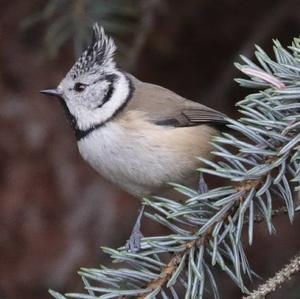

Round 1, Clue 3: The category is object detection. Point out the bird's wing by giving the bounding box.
[126,75,227,127]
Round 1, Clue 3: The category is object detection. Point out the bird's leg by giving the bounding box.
[126,205,145,253]
[198,172,209,194]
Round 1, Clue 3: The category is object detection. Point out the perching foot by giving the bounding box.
[198,172,209,194]
[126,205,145,253]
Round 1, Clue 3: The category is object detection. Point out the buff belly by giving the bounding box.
[78,120,217,197]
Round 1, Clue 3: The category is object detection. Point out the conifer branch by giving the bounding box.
[50,37,300,299]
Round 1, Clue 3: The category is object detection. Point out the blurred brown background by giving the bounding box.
[0,1,300,298]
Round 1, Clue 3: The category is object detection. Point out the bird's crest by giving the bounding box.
[69,23,116,79]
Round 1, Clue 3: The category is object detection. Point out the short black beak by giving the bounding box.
[40,88,62,98]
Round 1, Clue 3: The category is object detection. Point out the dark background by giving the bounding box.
[0,1,300,298]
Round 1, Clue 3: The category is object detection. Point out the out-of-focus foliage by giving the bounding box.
[21,0,139,57]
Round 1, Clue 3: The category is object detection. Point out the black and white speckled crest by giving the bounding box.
[69,23,116,79]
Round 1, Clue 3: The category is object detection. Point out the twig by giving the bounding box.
[253,206,288,224]
[243,252,300,299]
[135,235,210,299]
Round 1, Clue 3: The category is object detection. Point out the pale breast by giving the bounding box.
[78,111,217,197]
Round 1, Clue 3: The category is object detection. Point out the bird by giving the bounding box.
[41,23,227,250]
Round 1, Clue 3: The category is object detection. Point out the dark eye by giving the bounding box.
[74,82,87,92]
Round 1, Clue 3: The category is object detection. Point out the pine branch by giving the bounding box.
[204,0,294,107]
[50,37,300,299]
[243,252,300,299]
[133,204,300,299]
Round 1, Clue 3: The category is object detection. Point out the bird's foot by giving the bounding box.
[198,173,209,194]
[126,205,145,253]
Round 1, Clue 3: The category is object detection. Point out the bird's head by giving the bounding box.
[41,23,133,138]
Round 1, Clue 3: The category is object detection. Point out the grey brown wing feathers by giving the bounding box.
[126,75,227,127]
[181,107,227,126]
[154,107,227,127]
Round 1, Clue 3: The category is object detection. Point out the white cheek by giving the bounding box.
[88,82,109,107]
[85,89,101,108]
[75,90,97,108]
[90,89,101,102]
[77,93,86,106]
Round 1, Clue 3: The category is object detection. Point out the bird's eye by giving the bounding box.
[74,82,87,92]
